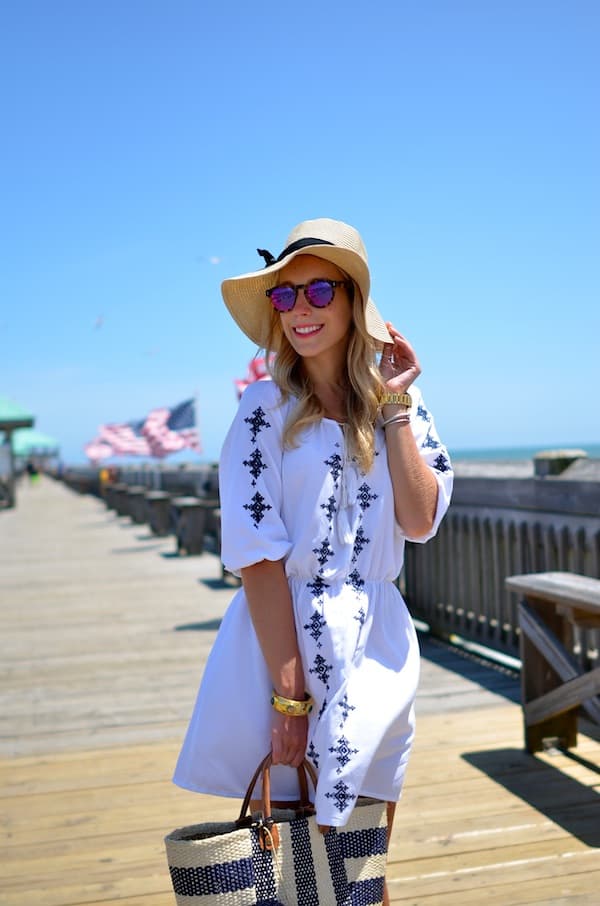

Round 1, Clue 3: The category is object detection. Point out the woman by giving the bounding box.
[173,218,453,902]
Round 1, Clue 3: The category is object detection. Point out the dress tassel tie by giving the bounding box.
[337,446,358,545]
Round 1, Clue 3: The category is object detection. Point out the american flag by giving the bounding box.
[86,398,201,461]
[234,356,272,399]
[97,421,151,456]
[83,438,113,462]
[141,398,201,459]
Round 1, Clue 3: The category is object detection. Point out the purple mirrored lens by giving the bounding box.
[305,280,335,308]
[269,286,296,311]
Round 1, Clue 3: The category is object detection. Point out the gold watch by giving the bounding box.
[382,392,412,408]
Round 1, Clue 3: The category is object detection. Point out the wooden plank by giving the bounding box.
[556,605,600,628]
[506,572,600,615]
[1,718,599,904]
[519,601,600,724]
[390,863,600,904]
[525,667,600,725]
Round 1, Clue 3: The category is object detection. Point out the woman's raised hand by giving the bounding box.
[379,322,421,392]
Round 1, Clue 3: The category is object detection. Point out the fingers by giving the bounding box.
[290,749,306,768]
[385,322,408,344]
[381,322,422,382]
[271,713,308,767]
[385,322,414,353]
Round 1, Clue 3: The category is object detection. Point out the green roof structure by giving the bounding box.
[11,428,59,458]
[0,396,35,432]
[0,396,35,508]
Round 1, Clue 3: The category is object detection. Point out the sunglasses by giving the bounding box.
[265,279,350,313]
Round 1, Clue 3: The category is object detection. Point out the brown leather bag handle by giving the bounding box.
[237,752,318,825]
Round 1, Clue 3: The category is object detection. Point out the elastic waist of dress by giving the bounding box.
[287,575,398,589]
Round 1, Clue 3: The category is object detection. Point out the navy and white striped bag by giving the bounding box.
[165,756,387,905]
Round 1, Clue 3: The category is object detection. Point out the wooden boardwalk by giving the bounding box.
[1,477,599,905]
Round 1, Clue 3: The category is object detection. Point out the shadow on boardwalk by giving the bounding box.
[463,745,600,848]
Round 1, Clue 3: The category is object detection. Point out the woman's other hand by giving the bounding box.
[241,558,308,769]
[271,711,308,768]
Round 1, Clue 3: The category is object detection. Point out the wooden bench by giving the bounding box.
[125,486,147,524]
[171,496,220,556]
[506,571,600,753]
[110,483,130,517]
[145,490,172,537]
[213,507,241,586]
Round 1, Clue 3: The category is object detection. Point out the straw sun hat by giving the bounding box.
[221,218,392,351]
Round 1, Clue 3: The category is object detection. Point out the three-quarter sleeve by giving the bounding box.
[403,385,454,543]
[219,380,293,574]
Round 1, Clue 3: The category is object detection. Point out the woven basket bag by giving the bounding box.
[165,754,388,905]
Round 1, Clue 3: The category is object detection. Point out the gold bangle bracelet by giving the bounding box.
[271,691,314,717]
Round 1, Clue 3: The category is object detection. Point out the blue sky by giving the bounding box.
[2,0,599,464]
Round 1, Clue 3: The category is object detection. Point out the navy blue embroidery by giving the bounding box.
[329,735,359,774]
[338,694,356,728]
[309,653,333,689]
[433,452,451,473]
[243,491,272,527]
[354,606,366,628]
[346,569,365,592]
[242,448,267,486]
[244,406,271,443]
[307,575,329,600]
[318,697,328,720]
[325,780,357,813]
[303,610,326,649]
[313,537,334,572]
[324,453,343,489]
[320,494,337,524]
[307,741,320,769]
[422,429,440,450]
[351,525,370,563]
[356,482,377,511]
[417,404,431,422]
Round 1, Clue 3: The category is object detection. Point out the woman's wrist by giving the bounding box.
[382,391,412,408]
[382,411,411,429]
[381,404,410,420]
[381,389,412,419]
[274,665,305,701]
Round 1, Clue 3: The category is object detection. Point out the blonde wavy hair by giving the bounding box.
[266,281,386,473]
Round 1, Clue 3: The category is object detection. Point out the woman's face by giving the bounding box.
[274,255,354,367]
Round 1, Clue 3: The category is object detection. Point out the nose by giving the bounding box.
[294,289,313,314]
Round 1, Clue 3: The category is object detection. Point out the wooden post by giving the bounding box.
[518,595,578,752]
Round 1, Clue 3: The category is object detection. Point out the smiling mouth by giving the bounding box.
[293,325,323,336]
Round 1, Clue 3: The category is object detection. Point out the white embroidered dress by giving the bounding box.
[173,380,453,827]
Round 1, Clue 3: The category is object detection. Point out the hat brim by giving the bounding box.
[222,244,391,350]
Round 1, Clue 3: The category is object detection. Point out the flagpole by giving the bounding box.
[194,388,201,460]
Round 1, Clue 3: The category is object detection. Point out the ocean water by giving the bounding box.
[449,442,600,461]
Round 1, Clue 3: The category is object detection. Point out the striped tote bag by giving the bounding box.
[165,755,388,905]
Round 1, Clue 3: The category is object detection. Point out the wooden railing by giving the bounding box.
[60,458,600,672]
[404,467,600,669]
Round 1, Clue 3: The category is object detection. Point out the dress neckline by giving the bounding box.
[322,416,347,427]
